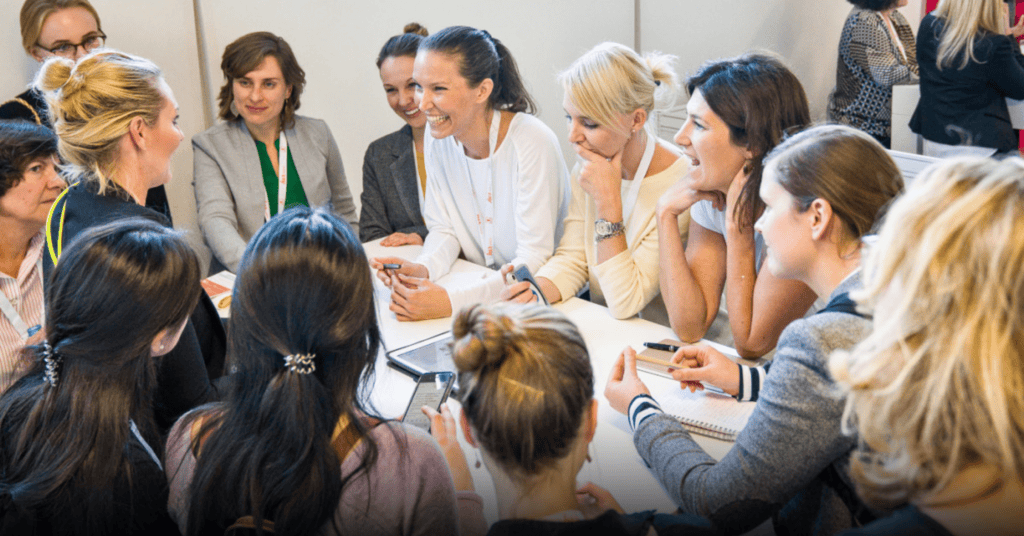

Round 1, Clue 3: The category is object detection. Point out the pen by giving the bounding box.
[382,263,402,270]
[635,354,728,396]
[643,342,681,353]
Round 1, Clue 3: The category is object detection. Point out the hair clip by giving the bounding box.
[42,342,60,388]
[284,353,315,375]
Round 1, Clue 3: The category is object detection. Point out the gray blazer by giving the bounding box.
[358,124,427,242]
[193,115,358,272]
[635,272,871,536]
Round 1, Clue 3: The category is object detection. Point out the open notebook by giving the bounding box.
[638,340,756,441]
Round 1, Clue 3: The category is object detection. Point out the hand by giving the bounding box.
[497,264,539,304]
[576,482,625,514]
[389,273,453,321]
[370,256,428,287]
[1011,14,1024,38]
[604,346,651,415]
[380,232,424,247]
[670,345,740,396]
[575,144,624,220]
[656,174,726,220]
[423,404,475,491]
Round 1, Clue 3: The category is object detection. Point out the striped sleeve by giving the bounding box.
[627,394,664,432]
[735,363,771,402]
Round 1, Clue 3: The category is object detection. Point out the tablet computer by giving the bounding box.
[386,331,457,380]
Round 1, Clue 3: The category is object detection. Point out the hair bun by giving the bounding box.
[451,305,519,373]
[403,22,428,37]
[35,56,75,94]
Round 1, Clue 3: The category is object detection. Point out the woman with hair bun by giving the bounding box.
[0,217,201,535]
[830,157,1024,535]
[166,206,460,536]
[37,50,225,429]
[360,23,431,245]
[608,125,904,535]
[372,26,570,322]
[500,42,687,324]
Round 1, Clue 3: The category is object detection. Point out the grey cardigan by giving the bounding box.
[192,115,358,272]
[358,124,427,242]
[635,273,870,536]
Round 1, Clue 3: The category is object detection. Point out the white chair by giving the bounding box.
[887,149,939,187]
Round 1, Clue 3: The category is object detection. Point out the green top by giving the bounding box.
[255,137,308,217]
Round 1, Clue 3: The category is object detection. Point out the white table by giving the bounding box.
[361,239,745,524]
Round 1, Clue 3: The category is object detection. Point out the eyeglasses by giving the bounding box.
[36,33,106,59]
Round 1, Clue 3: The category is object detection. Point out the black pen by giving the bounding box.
[644,342,681,353]
[382,263,402,270]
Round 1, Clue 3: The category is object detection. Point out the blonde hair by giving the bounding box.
[35,50,165,194]
[451,303,593,478]
[559,42,678,136]
[933,0,1006,70]
[829,157,1024,510]
[20,0,101,55]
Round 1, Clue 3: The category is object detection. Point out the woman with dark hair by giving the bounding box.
[0,217,200,535]
[194,31,358,272]
[372,25,569,321]
[165,207,460,536]
[827,0,918,148]
[608,124,904,535]
[656,53,816,358]
[0,121,63,394]
[360,23,430,245]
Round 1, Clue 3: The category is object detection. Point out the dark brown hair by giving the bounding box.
[452,303,592,477]
[420,26,536,114]
[687,53,810,228]
[0,121,58,198]
[846,0,903,10]
[375,22,428,68]
[217,31,305,129]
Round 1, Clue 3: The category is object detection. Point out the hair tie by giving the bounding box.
[655,80,661,86]
[284,353,316,375]
[42,342,60,388]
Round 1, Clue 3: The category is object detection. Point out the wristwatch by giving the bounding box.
[595,219,625,242]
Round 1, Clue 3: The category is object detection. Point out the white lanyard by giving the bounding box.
[462,109,500,269]
[622,128,656,225]
[0,258,43,341]
[130,419,163,471]
[263,130,289,222]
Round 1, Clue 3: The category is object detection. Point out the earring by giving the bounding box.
[230,101,239,116]
[474,451,482,469]
[586,445,593,464]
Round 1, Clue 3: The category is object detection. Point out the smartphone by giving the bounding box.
[401,371,456,432]
[509,264,549,305]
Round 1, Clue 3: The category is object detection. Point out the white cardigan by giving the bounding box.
[415,113,569,315]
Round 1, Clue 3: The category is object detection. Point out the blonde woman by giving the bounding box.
[830,157,1024,536]
[37,50,225,429]
[911,0,1024,157]
[500,42,688,325]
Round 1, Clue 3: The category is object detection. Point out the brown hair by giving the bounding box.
[764,124,904,247]
[20,0,101,54]
[452,303,592,477]
[375,22,428,68]
[687,52,810,228]
[217,31,305,129]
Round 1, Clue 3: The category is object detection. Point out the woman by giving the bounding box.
[827,0,918,149]
[657,53,816,357]
[371,26,570,322]
[360,23,430,245]
[0,121,63,394]
[500,42,688,325]
[194,31,358,272]
[425,303,718,535]
[165,207,459,536]
[0,218,200,535]
[607,125,904,535]
[830,158,1024,536]
[911,0,1024,158]
[38,50,225,429]
[1,0,170,217]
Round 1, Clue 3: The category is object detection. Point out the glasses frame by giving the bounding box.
[35,32,107,58]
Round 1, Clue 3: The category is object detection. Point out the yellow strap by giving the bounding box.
[1,97,42,125]
[45,185,72,267]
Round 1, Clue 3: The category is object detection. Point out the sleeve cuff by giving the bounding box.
[627,394,664,432]
[735,363,770,402]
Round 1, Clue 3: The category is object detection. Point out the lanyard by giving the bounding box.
[462,109,500,269]
[0,258,43,341]
[130,419,163,471]
[622,128,656,226]
[263,130,289,222]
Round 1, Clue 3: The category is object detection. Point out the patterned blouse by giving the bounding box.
[828,7,919,139]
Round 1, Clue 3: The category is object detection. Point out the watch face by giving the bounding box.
[596,220,612,234]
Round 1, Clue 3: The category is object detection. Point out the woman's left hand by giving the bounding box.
[576,482,625,514]
[380,232,424,247]
[604,346,652,415]
[389,273,453,321]
[725,165,752,232]
[1010,14,1024,38]
[575,144,624,220]
[423,404,475,491]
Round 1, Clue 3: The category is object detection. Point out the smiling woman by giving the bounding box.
[193,31,358,273]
